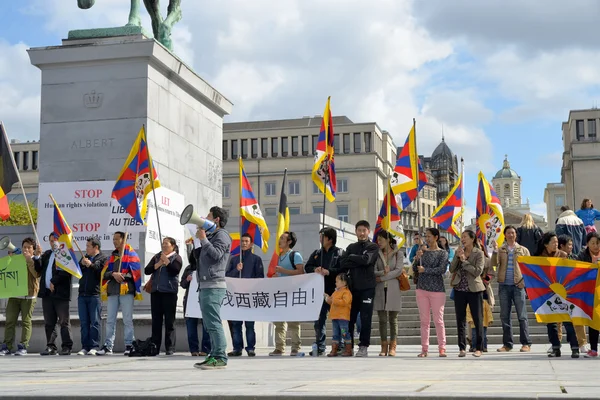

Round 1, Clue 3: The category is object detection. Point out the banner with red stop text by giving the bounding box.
[185,273,325,322]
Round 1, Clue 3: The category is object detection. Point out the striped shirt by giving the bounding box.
[502,246,516,286]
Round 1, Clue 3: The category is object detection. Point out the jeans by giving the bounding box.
[548,322,578,350]
[313,301,330,352]
[498,285,531,348]
[416,289,447,352]
[349,287,375,347]
[356,312,361,334]
[471,327,488,349]
[104,294,135,350]
[199,288,227,361]
[42,297,73,351]
[332,319,351,343]
[229,321,256,352]
[150,292,177,353]
[378,311,399,342]
[78,295,102,351]
[454,290,484,351]
[2,298,36,350]
[185,318,211,354]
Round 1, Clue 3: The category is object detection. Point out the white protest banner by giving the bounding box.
[38,181,140,250]
[186,273,325,322]
[144,187,185,254]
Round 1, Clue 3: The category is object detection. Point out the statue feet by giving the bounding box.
[126,16,142,27]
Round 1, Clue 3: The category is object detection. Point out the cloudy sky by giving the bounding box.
[2,0,599,222]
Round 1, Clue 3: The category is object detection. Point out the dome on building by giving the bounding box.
[494,155,519,179]
[431,137,454,160]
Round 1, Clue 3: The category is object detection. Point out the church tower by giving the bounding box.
[491,155,522,208]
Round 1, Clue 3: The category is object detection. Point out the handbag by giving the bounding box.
[143,276,153,294]
[398,271,410,291]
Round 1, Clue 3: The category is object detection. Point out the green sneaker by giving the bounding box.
[198,357,227,370]
[194,356,214,369]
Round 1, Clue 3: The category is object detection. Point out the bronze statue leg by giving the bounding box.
[126,0,142,26]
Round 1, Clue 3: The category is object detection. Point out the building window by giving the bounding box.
[312,135,319,155]
[231,140,238,159]
[338,178,348,193]
[343,134,350,154]
[261,138,268,158]
[353,133,361,153]
[364,132,372,152]
[504,183,510,195]
[223,183,230,198]
[265,207,276,217]
[589,120,597,139]
[555,195,565,207]
[576,120,585,140]
[313,182,320,194]
[292,136,299,156]
[251,139,258,158]
[302,135,309,156]
[241,139,248,159]
[13,152,20,170]
[22,151,29,171]
[337,205,349,222]
[32,151,38,170]
[265,182,276,196]
[222,141,228,160]
[289,207,301,215]
[282,137,289,157]
[271,138,278,157]
[313,206,324,214]
[289,180,300,195]
[333,134,340,154]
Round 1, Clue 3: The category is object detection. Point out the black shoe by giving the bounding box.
[40,347,58,356]
[247,350,256,357]
[468,347,475,353]
[309,350,324,356]
[165,350,174,356]
[59,348,71,356]
[571,350,580,359]
[548,349,561,358]
[227,350,243,357]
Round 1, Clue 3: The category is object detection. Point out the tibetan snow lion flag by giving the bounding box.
[518,256,600,330]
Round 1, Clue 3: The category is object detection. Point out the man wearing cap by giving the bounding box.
[35,232,74,356]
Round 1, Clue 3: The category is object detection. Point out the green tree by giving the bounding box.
[0,202,38,226]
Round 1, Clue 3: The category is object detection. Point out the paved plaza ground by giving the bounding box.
[0,345,598,399]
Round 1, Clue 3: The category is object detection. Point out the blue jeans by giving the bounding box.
[185,317,211,354]
[332,319,351,343]
[78,295,102,351]
[355,312,362,334]
[313,301,330,352]
[229,321,256,352]
[104,294,135,350]
[498,285,531,348]
[199,288,227,361]
[471,327,488,349]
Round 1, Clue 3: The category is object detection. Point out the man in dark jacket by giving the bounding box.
[35,232,74,356]
[556,206,586,255]
[225,233,264,357]
[340,220,379,358]
[304,227,343,356]
[76,237,108,356]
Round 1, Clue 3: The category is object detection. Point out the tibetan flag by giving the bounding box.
[51,195,82,279]
[374,182,405,247]
[0,123,19,220]
[518,256,600,330]
[100,243,143,301]
[391,126,427,211]
[111,126,160,225]
[431,173,463,238]
[311,97,337,202]
[267,170,290,278]
[476,171,505,256]
[230,233,241,258]
[239,158,269,253]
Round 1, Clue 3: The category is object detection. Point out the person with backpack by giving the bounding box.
[516,214,543,256]
[304,227,344,356]
[268,231,305,357]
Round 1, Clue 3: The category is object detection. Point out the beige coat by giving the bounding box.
[374,248,403,312]
[491,242,530,288]
[449,247,486,292]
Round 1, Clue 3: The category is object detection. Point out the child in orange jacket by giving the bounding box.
[324,273,352,357]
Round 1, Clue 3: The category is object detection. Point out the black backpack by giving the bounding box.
[129,337,158,357]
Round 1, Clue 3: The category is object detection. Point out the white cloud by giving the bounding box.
[538,151,563,167]
[530,201,548,221]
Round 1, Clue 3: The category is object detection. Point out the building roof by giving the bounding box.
[224,116,354,132]
[493,155,520,179]
[431,137,454,160]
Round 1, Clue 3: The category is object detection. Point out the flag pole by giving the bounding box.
[320,159,328,269]
[460,157,465,234]
[413,118,421,239]
[238,156,243,278]
[49,193,85,259]
[0,122,40,245]
[143,124,163,244]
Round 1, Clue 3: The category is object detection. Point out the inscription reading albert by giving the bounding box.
[72,138,115,150]
[84,90,103,108]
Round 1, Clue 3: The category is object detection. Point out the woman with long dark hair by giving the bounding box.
[576,198,600,234]
[450,230,486,357]
[579,232,600,358]
[144,237,183,355]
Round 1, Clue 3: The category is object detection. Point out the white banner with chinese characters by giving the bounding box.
[185,273,325,322]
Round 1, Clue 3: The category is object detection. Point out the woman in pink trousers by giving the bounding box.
[412,228,448,357]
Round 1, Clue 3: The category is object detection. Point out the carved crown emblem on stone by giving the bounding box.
[83,90,103,108]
